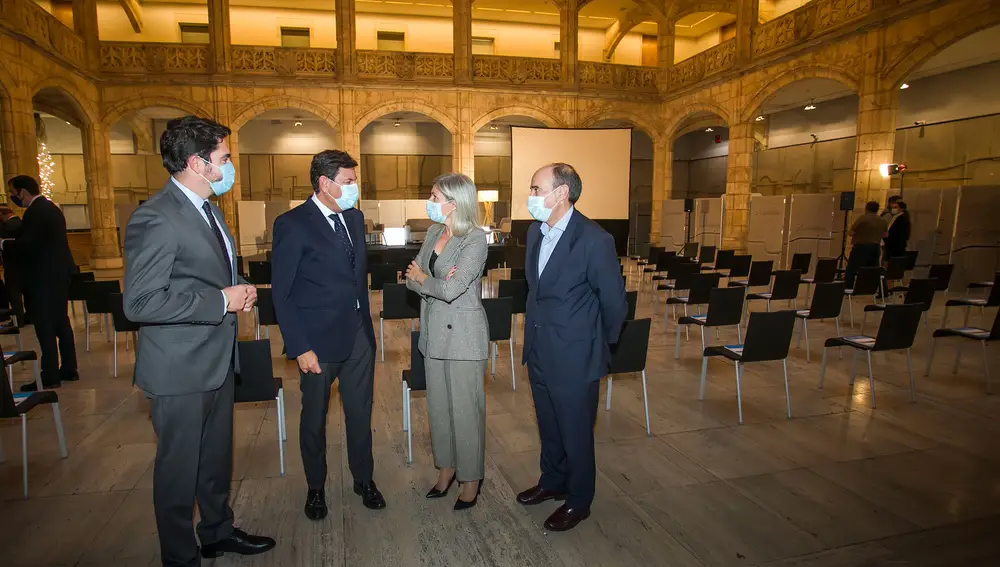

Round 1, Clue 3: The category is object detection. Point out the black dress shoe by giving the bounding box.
[516,484,567,506]
[426,475,455,499]
[304,489,328,520]
[353,481,387,510]
[454,480,483,511]
[19,381,60,392]
[544,504,591,532]
[61,372,79,382]
[200,528,276,558]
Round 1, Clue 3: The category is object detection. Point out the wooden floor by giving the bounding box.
[3,273,1000,567]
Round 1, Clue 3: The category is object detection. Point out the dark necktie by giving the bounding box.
[202,201,232,279]
[329,213,356,268]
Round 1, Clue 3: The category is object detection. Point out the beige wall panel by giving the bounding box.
[787,194,837,274]
[660,199,687,252]
[748,195,788,266]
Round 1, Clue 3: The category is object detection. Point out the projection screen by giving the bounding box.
[511,127,631,220]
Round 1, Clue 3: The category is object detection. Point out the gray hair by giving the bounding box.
[549,162,582,203]
[433,172,481,237]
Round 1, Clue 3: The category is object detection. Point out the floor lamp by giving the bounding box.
[479,190,499,226]
[880,163,907,198]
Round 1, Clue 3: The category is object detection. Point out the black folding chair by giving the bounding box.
[379,283,420,362]
[721,254,751,281]
[882,256,909,293]
[509,268,526,282]
[747,269,801,313]
[247,260,271,286]
[656,261,700,312]
[483,247,506,297]
[483,297,515,390]
[604,318,652,435]
[235,339,287,475]
[235,255,245,278]
[862,278,935,335]
[84,280,121,352]
[626,290,638,321]
[645,251,678,294]
[697,245,717,267]
[675,287,745,359]
[844,267,884,328]
[401,331,426,463]
[794,281,846,362]
[254,287,278,340]
[666,272,721,333]
[109,294,140,378]
[802,257,837,304]
[369,263,399,292]
[68,271,95,318]
[708,249,735,272]
[944,272,999,327]
[925,309,1000,393]
[497,279,527,345]
[789,252,811,274]
[681,242,699,259]
[700,310,797,424]
[0,296,25,352]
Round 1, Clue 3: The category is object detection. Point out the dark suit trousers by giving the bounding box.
[25,283,76,382]
[149,370,236,567]
[300,318,375,489]
[527,355,600,510]
[845,243,881,288]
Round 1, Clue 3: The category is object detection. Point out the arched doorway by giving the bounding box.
[358,111,452,201]
[473,115,548,226]
[670,111,729,199]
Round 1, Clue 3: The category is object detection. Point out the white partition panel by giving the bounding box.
[693,197,723,249]
[237,201,267,256]
[900,188,953,269]
[786,194,837,274]
[660,199,687,252]
[378,200,406,228]
[951,186,1000,290]
[359,200,379,224]
[933,188,959,265]
[747,195,788,265]
[403,199,427,224]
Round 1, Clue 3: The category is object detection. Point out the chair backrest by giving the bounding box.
[682,242,698,258]
[625,290,638,320]
[808,281,846,319]
[608,318,651,375]
[727,255,752,278]
[884,256,908,280]
[109,293,140,332]
[68,271,96,301]
[746,260,774,287]
[485,247,505,271]
[769,270,802,301]
[790,252,811,274]
[497,279,528,314]
[903,250,919,271]
[248,260,271,285]
[812,258,838,283]
[740,310,797,362]
[698,245,717,266]
[84,280,122,314]
[405,331,427,391]
[654,250,678,271]
[504,246,526,269]
[482,297,513,341]
[510,267,526,281]
[898,277,935,312]
[985,274,1000,306]
[714,249,735,271]
[370,264,399,291]
[256,287,278,325]
[687,273,722,305]
[851,266,883,295]
[234,339,278,403]
[989,309,1000,340]
[705,287,745,327]
[381,283,420,319]
[927,264,954,292]
[0,355,19,418]
[669,261,701,290]
[872,303,924,352]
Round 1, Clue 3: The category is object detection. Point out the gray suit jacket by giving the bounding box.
[123,179,243,396]
[406,223,489,361]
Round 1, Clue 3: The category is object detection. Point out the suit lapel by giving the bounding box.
[166,182,230,279]
[345,209,366,276]
[538,211,581,287]
[528,225,541,285]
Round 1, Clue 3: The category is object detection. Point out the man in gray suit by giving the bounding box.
[124,115,275,567]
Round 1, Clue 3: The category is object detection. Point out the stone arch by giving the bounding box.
[232,96,340,132]
[355,100,457,135]
[882,14,1000,89]
[579,111,662,146]
[670,1,738,23]
[665,101,733,141]
[30,76,97,126]
[471,105,566,133]
[740,65,860,123]
[102,95,214,130]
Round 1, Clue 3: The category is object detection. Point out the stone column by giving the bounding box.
[213,86,239,237]
[454,92,475,179]
[207,0,232,73]
[559,0,579,89]
[453,0,473,85]
[336,0,357,81]
[656,25,674,91]
[736,0,759,64]
[82,121,122,271]
[853,34,897,208]
[722,121,753,252]
[1,93,40,180]
[649,139,671,245]
[72,0,101,71]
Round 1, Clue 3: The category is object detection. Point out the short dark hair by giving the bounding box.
[896,200,907,211]
[310,150,358,192]
[159,115,231,174]
[7,175,40,196]
[887,195,902,205]
[550,163,582,204]
[865,200,879,213]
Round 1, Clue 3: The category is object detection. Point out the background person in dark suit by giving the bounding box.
[883,199,911,261]
[516,163,627,532]
[123,116,274,567]
[0,206,23,324]
[3,175,77,390]
[271,149,385,519]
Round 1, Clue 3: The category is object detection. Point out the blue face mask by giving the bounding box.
[198,158,236,197]
[8,192,23,208]
[426,200,449,224]
[325,181,359,211]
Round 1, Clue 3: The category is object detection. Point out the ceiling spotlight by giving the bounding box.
[294,121,303,127]
[65,121,71,125]
[754,115,765,122]
[900,83,910,90]
[393,119,401,127]
[489,123,498,130]
[705,127,714,132]
[804,104,816,111]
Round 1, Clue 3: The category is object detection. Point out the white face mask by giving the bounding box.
[527,188,560,223]
[325,180,359,211]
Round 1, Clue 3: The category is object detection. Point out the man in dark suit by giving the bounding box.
[0,206,23,324]
[271,149,385,519]
[3,175,78,390]
[516,163,627,532]
[123,116,275,567]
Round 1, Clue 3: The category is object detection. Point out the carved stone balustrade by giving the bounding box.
[232,46,337,77]
[668,39,737,91]
[753,0,873,57]
[356,50,453,81]
[471,55,561,87]
[0,0,85,68]
[580,61,658,93]
[101,42,210,74]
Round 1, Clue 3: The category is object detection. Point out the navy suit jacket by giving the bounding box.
[271,199,377,363]
[522,210,627,384]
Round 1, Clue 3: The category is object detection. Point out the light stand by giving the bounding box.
[879,163,907,198]
[836,209,849,272]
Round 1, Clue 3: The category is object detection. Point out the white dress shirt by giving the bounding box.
[310,194,359,308]
[173,178,235,313]
[538,206,574,276]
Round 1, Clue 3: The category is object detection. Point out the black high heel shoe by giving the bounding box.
[454,480,483,511]
[426,475,456,499]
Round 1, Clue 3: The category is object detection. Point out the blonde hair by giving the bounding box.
[433,173,481,237]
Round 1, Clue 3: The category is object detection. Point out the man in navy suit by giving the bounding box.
[516,163,627,531]
[271,150,385,518]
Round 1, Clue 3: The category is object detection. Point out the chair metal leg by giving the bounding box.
[818,346,829,389]
[125,331,130,352]
[700,326,706,353]
[509,339,516,391]
[105,314,112,343]
[796,317,803,349]
[491,342,497,375]
[866,350,877,408]
[512,315,517,345]
[734,362,744,425]
[51,402,67,458]
[15,334,22,352]
[379,318,384,362]
[905,348,916,402]
[22,414,28,499]
[278,388,287,441]
[952,340,963,374]
[698,356,709,400]
[276,395,286,476]
[782,359,792,419]
[605,376,613,410]
[113,332,118,378]
[265,326,270,339]
[401,380,408,431]
[254,307,260,340]
[834,318,843,360]
[736,324,742,344]
[804,320,811,362]
[406,389,413,464]
[411,319,415,333]
[33,361,41,391]
[640,370,651,435]
[684,305,690,340]
[982,341,992,394]
[674,322,683,359]
[925,337,937,376]
[848,297,854,328]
